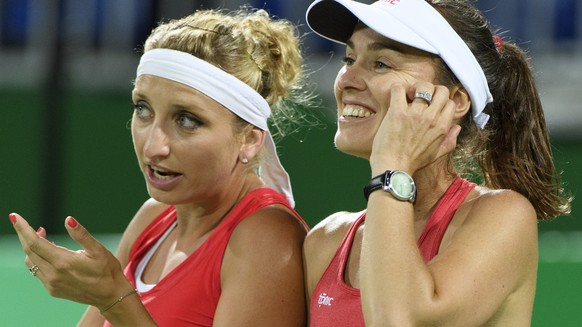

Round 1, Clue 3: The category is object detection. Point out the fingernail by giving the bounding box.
[67,217,78,228]
[36,227,44,233]
[8,213,16,224]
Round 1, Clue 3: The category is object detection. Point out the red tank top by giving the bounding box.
[309,178,475,326]
[104,188,307,327]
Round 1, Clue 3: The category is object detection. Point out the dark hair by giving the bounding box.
[430,0,571,220]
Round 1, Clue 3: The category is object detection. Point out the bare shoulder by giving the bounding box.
[125,198,170,233]
[305,210,364,255]
[231,205,307,242]
[450,186,538,248]
[303,210,364,298]
[216,205,308,326]
[115,198,170,264]
[222,205,308,273]
[466,187,537,226]
[427,188,540,325]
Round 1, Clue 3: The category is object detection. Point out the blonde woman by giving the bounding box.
[11,8,312,326]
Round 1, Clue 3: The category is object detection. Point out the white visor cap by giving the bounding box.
[306,0,493,128]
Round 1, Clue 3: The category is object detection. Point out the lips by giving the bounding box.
[146,165,182,189]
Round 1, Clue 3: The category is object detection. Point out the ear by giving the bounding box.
[449,86,471,120]
[239,127,266,163]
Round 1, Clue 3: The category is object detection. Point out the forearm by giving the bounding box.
[360,191,436,325]
[77,306,105,327]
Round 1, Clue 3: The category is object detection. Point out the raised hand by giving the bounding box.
[9,213,133,311]
[370,82,461,175]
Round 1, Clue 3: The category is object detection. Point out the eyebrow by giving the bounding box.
[131,89,146,100]
[346,39,407,54]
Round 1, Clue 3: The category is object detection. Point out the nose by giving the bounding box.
[143,124,170,159]
[335,64,366,92]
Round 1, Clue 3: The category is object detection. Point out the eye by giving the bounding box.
[374,60,392,71]
[176,112,203,131]
[341,56,355,66]
[134,102,153,120]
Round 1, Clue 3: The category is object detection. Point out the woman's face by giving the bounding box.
[131,75,242,205]
[333,24,438,159]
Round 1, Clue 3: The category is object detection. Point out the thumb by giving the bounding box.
[64,217,105,255]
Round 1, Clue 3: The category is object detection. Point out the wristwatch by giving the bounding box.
[363,170,416,202]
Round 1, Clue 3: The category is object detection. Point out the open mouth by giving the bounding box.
[149,166,181,181]
[341,104,374,118]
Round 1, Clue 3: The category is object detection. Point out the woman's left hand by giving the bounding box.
[9,213,132,309]
[370,82,461,175]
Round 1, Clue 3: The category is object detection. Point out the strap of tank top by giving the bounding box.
[335,212,366,284]
[416,178,476,262]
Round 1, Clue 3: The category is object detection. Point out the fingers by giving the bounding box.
[413,91,433,106]
[37,226,47,239]
[406,83,451,112]
[10,213,57,261]
[10,213,103,268]
[64,216,106,255]
[379,82,460,171]
[406,82,435,107]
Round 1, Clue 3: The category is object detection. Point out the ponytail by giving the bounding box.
[479,41,571,220]
[432,0,572,220]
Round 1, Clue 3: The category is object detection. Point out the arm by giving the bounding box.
[363,189,537,326]
[10,213,156,326]
[361,83,538,326]
[213,206,308,327]
[77,198,168,326]
[77,198,169,326]
[9,198,168,327]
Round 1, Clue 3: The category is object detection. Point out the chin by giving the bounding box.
[334,137,371,160]
[334,133,372,159]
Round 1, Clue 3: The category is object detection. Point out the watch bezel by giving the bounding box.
[382,170,416,202]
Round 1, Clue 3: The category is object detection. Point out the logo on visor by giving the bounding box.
[379,0,401,4]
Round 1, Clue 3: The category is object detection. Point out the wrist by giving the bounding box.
[99,288,139,314]
[369,156,412,177]
[363,170,416,203]
[97,276,135,310]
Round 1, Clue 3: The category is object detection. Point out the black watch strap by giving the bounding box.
[363,172,388,201]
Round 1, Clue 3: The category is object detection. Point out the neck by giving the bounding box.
[411,157,458,222]
[172,172,264,240]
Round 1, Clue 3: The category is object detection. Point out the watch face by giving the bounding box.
[390,171,414,198]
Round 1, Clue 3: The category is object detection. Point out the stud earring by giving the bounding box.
[241,157,249,164]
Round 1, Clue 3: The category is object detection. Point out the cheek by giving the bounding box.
[131,119,150,142]
[333,74,342,103]
[184,138,238,171]
[131,126,143,155]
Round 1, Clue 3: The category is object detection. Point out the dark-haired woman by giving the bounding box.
[303,0,571,326]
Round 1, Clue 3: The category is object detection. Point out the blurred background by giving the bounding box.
[0,0,580,325]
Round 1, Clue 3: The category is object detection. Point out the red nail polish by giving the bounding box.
[8,214,16,224]
[37,227,44,233]
[67,217,78,228]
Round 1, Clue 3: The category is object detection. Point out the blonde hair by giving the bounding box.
[142,8,315,138]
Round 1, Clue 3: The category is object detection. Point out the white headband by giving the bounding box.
[137,48,295,207]
[306,0,493,128]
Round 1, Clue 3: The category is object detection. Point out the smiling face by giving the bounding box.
[131,75,243,205]
[333,24,438,159]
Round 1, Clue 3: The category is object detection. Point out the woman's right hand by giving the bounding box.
[9,213,134,311]
[369,82,461,175]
